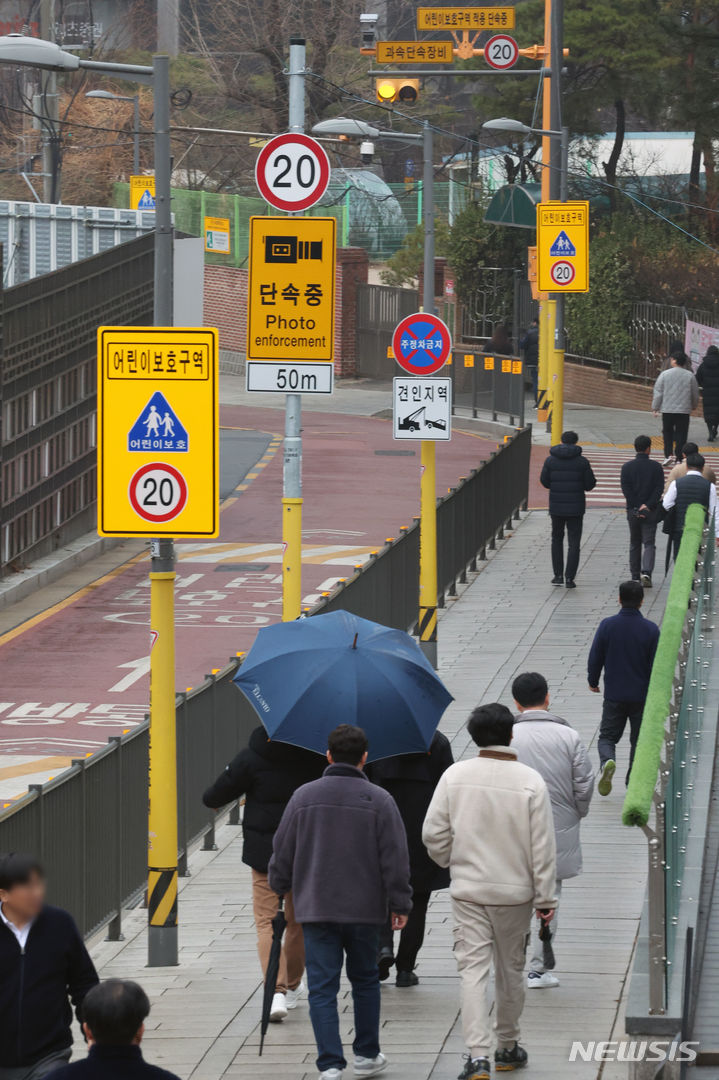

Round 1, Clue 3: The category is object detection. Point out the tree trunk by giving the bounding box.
[602,98,626,214]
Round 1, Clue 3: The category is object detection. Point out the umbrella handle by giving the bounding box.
[277,895,285,912]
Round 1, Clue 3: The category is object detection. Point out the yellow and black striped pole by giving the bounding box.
[148,539,178,966]
[419,439,438,668]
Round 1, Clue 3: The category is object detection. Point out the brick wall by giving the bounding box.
[204,265,248,354]
[204,246,369,377]
[563,361,654,411]
[334,247,369,378]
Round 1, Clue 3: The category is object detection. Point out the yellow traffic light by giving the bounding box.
[375,78,419,105]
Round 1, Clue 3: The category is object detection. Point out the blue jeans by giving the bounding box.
[302,922,381,1072]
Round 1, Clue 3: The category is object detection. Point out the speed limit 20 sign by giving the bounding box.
[536,201,590,293]
[255,133,331,212]
[484,34,519,69]
[97,327,219,538]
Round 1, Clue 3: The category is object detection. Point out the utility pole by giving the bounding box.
[282,36,305,621]
[39,0,59,202]
[418,119,438,669]
[536,0,552,426]
[157,0,179,56]
[549,0,566,444]
[147,53,178,969]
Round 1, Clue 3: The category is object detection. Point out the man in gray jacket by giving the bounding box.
[511,672,594,990]
[652,352,699,466]
[269,724,411,1080]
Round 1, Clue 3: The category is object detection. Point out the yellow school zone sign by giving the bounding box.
[97,327,219,538]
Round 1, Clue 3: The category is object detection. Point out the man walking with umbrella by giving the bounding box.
[269,724,412,1080]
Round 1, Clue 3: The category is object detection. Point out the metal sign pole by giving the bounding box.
[549,0,566,445]
[282,35,306,622]
[148,53,179,968]
[419,120,438,669]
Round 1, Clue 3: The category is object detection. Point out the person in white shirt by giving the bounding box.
[663,452,719,558]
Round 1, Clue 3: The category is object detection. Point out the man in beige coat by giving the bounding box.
[423,704,557,1080]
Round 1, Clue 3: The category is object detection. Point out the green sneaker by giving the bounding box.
[598,759,616,796]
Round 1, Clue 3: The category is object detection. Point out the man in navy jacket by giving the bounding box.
[588,581,660,795]
[269,724,412,1080]
[540,431,597,589]
[0,853,98,1079]
[620,434,665,588]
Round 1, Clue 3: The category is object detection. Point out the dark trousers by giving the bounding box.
[627,511,657,577]
[302,922,381,1072]
[550,514,583,581]
[705,412,719,439]
[379,889,430,972]
[598,699,645,782]
[528,365,538,404]
[662,413,690,461]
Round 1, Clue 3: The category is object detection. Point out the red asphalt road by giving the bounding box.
[0,406,507,766]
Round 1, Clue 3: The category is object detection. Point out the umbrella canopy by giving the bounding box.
[233,610,453,762]
[259,898,286,1055]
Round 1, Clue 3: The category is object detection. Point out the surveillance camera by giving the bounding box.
[360,12,378,49]
[360,140,375,165]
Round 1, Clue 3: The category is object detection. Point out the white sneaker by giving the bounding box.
[354,1054,387,1077]
[662,456,675,467]
[286,979,306,1009]
[319,1071,343,1080]
[527,971,560,988]
[269,991,288,1021]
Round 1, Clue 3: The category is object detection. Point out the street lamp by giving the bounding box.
[483,117,568,200]
[0,33,175,968]
[86,89,140,174]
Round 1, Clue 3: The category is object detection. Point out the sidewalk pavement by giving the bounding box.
[74,505,656,1080]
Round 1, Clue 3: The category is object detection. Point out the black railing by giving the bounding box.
[0,427,531,938]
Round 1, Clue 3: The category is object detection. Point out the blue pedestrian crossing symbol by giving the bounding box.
[137,189,156,209]
[549,230,576,257]
[128,392,189,453]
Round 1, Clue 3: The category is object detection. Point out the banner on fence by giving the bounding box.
[685,318,719,371]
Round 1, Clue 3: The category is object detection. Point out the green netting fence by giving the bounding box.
[113,178,470,265]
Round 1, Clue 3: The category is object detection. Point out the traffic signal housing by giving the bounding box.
[375,78,419,105]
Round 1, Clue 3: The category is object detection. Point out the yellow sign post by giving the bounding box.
[416,6,515,29]
[97,326,219,538]
[204,215,231,254]
[536,200,589,293]
[129,174,156,211]
[376,40,454,63]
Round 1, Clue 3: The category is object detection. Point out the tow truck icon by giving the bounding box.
[398,406,447,433]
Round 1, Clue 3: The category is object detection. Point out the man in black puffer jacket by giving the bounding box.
[540,431,597,589]
[696,345,719,442]
[203,727,325,1021]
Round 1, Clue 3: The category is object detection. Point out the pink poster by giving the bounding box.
[685,318,719,371]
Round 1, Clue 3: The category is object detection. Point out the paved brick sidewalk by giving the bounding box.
[75,507,657,1080]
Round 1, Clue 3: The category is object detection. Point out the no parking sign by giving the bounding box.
[391,312,452,375]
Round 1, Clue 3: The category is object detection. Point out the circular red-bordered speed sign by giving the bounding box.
[255,133,331,213]
[392,312,453,375]
[129,462,188,524]
[550,260,576,287]
[484,34,519,70]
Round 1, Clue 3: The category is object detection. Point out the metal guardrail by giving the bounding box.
[622,504,715,1014]
[449,349,526,427]
[0,428,531,939]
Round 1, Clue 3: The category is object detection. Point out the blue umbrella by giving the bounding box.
[233,610,453,761]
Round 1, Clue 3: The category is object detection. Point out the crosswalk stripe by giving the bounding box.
[581,446,719,508]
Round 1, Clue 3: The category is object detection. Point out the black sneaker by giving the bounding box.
[565,580,576,589]
[641,573,652,588]
[551,576,564,586]
[495,1043,528,1071]
[395,970,419,987]
[458,1056,490,1080]
[377,947,394,982]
